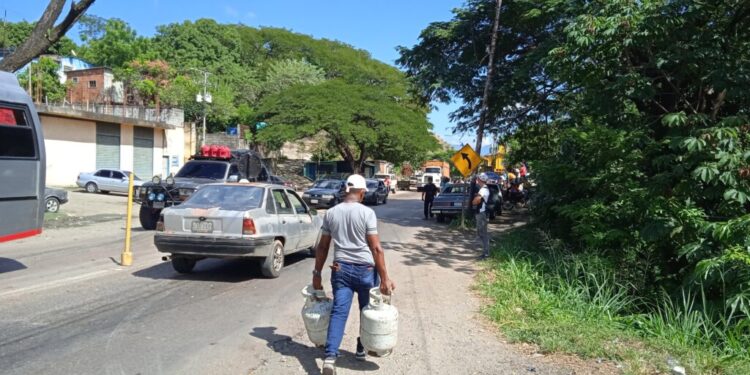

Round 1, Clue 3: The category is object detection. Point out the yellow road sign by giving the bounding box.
[451,144,482,177]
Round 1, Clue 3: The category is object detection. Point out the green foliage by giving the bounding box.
[478,229,750,375]
[17,57,67,103]
[80,18,154,67]
[0,20,77,56]
[404,0,750,355]
[257,79,438,171]
[263,58,325,95]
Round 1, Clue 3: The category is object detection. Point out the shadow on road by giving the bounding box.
[249,326,379,374]
[0,257,27,274]
[132,253,309,283]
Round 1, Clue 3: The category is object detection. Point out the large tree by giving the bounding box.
[0,0,95,72]
[256,79,438,172]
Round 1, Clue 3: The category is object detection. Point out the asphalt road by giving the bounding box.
[0,191,590,375]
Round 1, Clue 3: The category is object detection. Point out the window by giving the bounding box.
[265,190,276,214]
[95,170,111,178]
[184,185,264,210]
[175,161,228,180]
[228,164,239,178]
[71,77,78,83]
[0,105,35,158]
[272,190,294,214]
[88,80,97,88]
[111,171,125,179]
[287,191,307,214]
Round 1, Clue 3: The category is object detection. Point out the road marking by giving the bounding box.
[0,269,112,298]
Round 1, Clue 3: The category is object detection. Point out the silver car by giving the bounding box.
[76,169,144,194]
[154,183,323,278]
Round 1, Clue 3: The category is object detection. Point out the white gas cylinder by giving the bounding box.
[360,288,398,356]
[301,284,332,347]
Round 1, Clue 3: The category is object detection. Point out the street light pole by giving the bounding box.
[188,68,211,147]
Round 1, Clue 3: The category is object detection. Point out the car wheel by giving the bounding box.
[85,182,98,193]
[261,240,285,278]
[45,197,60,213]
[172,256,196,273]
[139,205,160,230]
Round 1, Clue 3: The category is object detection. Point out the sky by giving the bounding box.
[4,0,491,151]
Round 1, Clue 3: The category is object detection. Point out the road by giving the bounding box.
[0,190,600,375]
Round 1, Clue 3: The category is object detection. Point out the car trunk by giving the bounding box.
[164,207,247,238]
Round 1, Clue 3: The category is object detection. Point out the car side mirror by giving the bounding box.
[228,175,239,182]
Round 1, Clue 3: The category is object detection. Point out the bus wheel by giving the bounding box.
[85,182,98,193]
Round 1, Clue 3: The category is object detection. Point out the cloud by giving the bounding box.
[224,5,239,18]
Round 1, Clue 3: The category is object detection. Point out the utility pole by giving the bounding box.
[189,68,211,147]
[474,0,503,156]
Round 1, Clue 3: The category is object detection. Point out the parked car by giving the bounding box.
[44,187,69,213]
[302,179,345,208]
[154,183,322,278]
[336,178,389,205]
[374,173,398,193]
[77,169,144,194]
[431,183,471,222]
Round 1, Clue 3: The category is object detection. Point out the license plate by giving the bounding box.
[311,199,318,204]
[191,221,213,233]
[153,202,165,208]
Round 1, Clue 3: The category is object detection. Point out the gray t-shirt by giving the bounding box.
[321,202,377,265]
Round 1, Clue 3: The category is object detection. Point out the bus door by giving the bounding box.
[0,72,45,243]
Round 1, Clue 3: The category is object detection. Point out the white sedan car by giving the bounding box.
[154,183,323,278]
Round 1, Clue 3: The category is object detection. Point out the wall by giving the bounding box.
[120,124,134,173]
[164,126,185,175]
[40,115,96,186]
[66,68,108,104]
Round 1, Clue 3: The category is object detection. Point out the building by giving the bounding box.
[38,103,187,186]
[65,67,123,104]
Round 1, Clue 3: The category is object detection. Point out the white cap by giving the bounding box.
[477,173,489,182]
[345,174,368,192]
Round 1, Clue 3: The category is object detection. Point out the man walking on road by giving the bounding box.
[312,174,396,375]
[421,177,438,220]
[472,173,491,259]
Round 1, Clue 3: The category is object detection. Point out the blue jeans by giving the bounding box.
[324,261,380,358]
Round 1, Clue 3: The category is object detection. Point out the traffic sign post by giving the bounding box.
[449,144,482,228]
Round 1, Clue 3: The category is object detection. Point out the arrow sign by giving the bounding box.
[450,144,482,177]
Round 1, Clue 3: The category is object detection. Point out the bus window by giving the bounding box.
[0,106,35,158]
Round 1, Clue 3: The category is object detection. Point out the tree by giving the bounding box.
[0,20,77,57]
[257,79,438,172]
[0,0,96,72]
[263,58,325,95]
[16,56,67,103]
[80,18,153,67]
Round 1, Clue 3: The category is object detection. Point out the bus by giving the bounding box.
[0,71,46,243]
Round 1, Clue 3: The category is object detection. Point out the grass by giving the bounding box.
[476,228,750,375]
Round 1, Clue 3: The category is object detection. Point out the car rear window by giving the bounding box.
[313,180,341,189]
[182,185,264,210]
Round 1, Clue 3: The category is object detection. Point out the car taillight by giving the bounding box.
[156,215,165,231]
[242,218,256,235]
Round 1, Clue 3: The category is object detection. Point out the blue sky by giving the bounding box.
[5,0,487,150]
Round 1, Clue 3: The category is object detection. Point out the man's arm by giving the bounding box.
[367,233,396,295]
[312,234,332,290]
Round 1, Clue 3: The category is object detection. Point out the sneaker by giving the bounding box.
[322,357,336,375]
[478,254,489,260]
[355,337,366,361]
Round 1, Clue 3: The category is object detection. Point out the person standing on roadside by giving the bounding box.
[312,174,396,375]
[472,173,491,259]
[421,177,438,220]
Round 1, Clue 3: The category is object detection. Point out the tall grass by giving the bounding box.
[477,228,750,374]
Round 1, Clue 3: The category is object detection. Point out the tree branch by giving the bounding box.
[0,0,96,72]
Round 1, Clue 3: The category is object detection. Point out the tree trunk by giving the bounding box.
[0,0,96,72]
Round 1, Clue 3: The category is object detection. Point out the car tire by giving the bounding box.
[172,256,196,273]
[139,205,160,230]
[261,240,285,278]
[85,182,98,193]
[45,197,60,213]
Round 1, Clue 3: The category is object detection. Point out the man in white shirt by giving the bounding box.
[312,174,396,375]
[472,173,491,259]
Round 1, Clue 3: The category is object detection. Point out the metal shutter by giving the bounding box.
[96,122,120,170]
[133,127,154,179]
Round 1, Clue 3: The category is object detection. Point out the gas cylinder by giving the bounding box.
[360,288,398,356]
[301,284,332,347]
[200,144,211,157]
